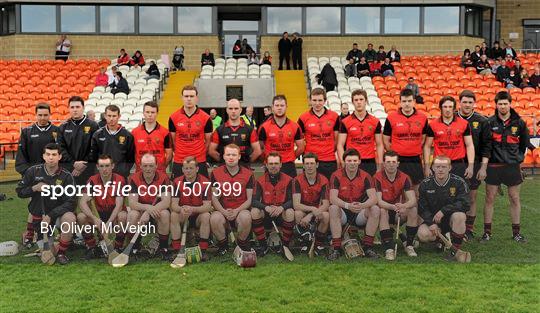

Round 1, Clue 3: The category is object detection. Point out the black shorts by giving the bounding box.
[360,158,377,176]
[398,155,424,185]
[422,214,452,234]
[468,162,483,191]
[262,208,293,229]
[318,161,337,180]
[485,164,523,187]
[450,158,467,179]
[172,162,209,179]
[97,211,112,222]
[281,162,297,178]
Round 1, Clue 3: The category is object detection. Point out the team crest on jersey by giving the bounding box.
[154,137,160,143]
[511,126,518,135]
[83,126,91,134]
[472,121,479,129]
[449,187,456,196]
[326,120,332,127]
[368,125,373,132]
[55,179,63,185]
[288,131,292,138]
[52,131,57,140]
[195,121,201,127]
[118,136,126,144]
[415,121,421,127]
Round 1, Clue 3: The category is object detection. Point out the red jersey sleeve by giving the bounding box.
[211,130,220,144]
[250,128,258,143]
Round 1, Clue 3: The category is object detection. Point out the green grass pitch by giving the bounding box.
[0,179,539,313]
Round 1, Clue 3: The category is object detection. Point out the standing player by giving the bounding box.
[15,103,59,247]
[417,155,469,261]
[337,89,384,175]
[57,96,99,185]
[298,88,340,179]
[77,155,128,259]
[251,152,295,257]
[374,151,419,259]
[16,143,77,265]
[327,149,380,260]
[209,98,261,165]
[127,154,171,259]
[258,95,304,177]
[383,89,428,192]
[423,96,475,179]
[483,91,530,243]
[292,152,330,255]
[209,144,254,255]
[169,85,213,178]
[457,90,491,240]
[170,157,212,261]
[132,101,172,173]
[88,105,135,178]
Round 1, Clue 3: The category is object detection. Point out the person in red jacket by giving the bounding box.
[117,49,130,66]
[95,67,109,87]
[130,50,145,68]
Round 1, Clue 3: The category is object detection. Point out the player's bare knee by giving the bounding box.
[160,210,170,223]
[199,212,211,225]
[369,205,380,219]
[294,210,304,223]
[417,225,433,242]
[76,212,88,224]
[451,212,466,224]
[250,207,263,219]
[210,211,225,225]
[329,205,340,217]
[283,208,294,222]
[321,212,329,223]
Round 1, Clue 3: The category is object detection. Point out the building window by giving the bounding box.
[424,7,459,34]
[100,6,135,33]
[139,6,173,34]
[223,21,259,31]
[21,5,56,33]
[345,7,380,34]
[465,6,482,37]
[178,7,212,34]
[267,7,302,34]
[384,7,420,34]
[306,7,341,34]
[61,6,96,33]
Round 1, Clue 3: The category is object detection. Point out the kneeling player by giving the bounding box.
[127,154,171,259]
[251,152,295,257]
[78,155,128,259]
[209,144,254,255]
[171,157,212,261]
[417,155,469,261]
[16,143,77,264]
[374,151,418,260]
[328,148,380,260]
[293,152,329,255]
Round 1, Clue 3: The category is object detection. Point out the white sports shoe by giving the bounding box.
[385,249,395,261]
[405,245,417,257]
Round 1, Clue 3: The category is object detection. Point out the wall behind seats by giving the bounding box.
[0,34,220,70]
[260,36,482,69]
[497,0,540,49]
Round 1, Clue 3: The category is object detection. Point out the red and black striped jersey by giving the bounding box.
[255,172,293,206]
[383,109,428,157]
[339,112,381,159]
[258,117,303,163]
[298,108,339,162]
[172,174,210,206]
[426,116,471,161]
[132,123,171,172]
[293,173,329,206]
[129,171,171,205]
[210,165,254,210]
[330,168,374,203]
[87,173,126,212]
[373,170,412,204]
[168,107,212,163]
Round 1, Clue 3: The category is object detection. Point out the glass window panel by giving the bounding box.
[424,7,459,34]
[384,7,420,34]
[306,7,341,34]
[21,5,56,33]
[345,7,380,34]
[222,20,259,31]
[465,7,482,36]
[139,6,173,33]
[61,6,96,33]
[267,7,302,34]
[178,7,212,33]
[100,6,134,33]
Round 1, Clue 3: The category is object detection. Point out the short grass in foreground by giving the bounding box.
[0,180,539,313]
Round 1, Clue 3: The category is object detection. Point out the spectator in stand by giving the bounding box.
[364,43,377,63]
[346,43,362,63]
[241,39,253,57]
[369,59,382,76]
[263,105,272,123]
[317,63,338,91]
[476,54,492,75]
[376,45,387,62]
[145,60,160,81]
[87,110,96,122]
[172,46,185,71]
[496,59,511,83]
[106,66,117,85]
[491,58,501,74]
[529,64,540,88]
[356,56,371,77]
[201,48,215,67]
[210,109,222,131]
[380,58,395,77]
[232,40,243,59]
[130,50,145,67]
[387,45,401,62]
[504,42,517,59]
[109,71,130,95]
[519,69,530,88]
[461,49,474,68]
[247,51,259,66]
[506,69,521,88]
[513,59,523,74]
[505,54,515,69]
[278,32,292,70]
[489,41,505,60]
[405,77,423,103]
[480,42,489,57]
[344,58,357,78]
[340,103,350,120]
[117,49,130,66]
[55,34,71,61]
[262,51,272,65]
[291,32,303,70]
[471,45,482,64]
[95,67,109,87]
